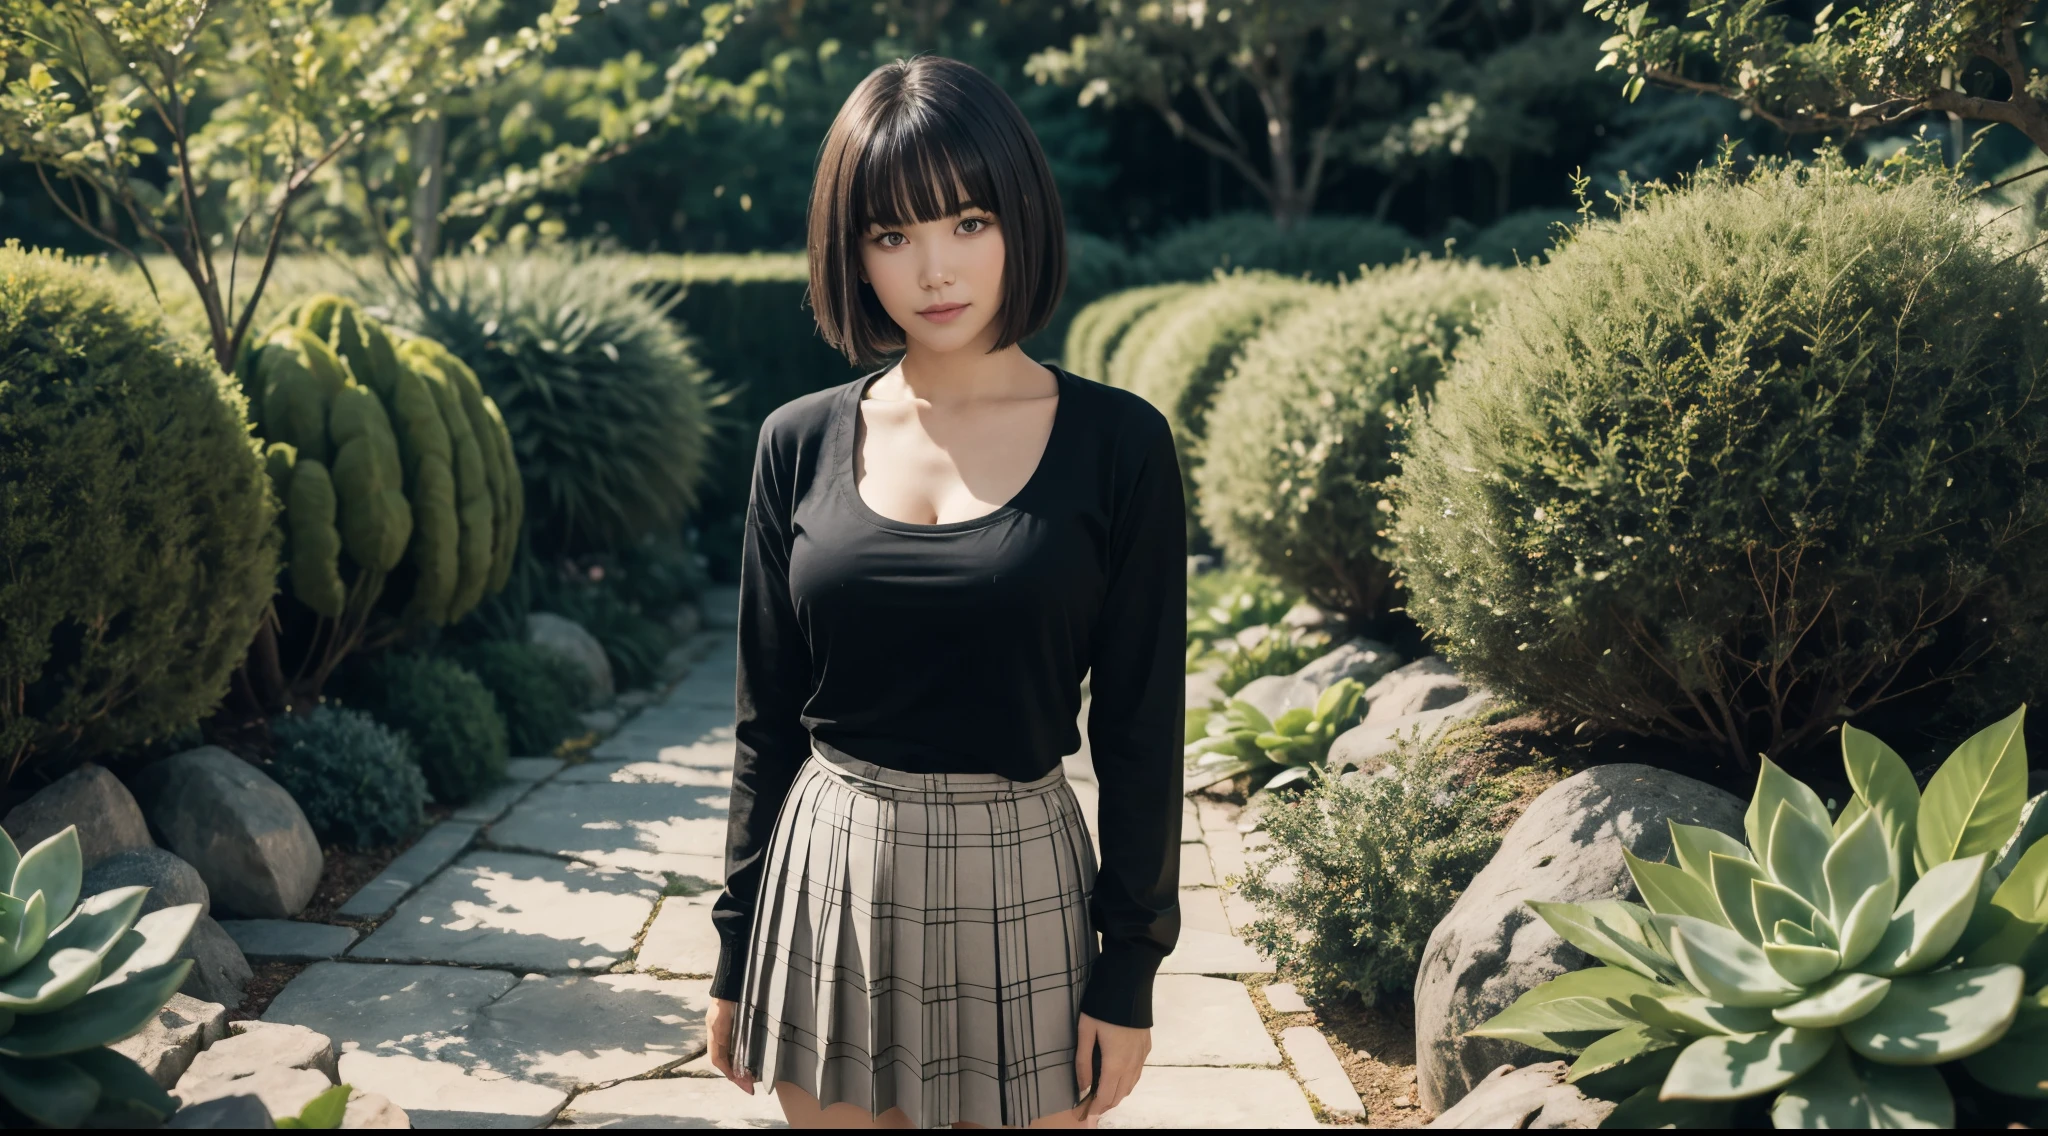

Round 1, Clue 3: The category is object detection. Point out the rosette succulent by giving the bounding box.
[1185,677,1366,794]
[0,825,200,1128]
[1471,707,2048,1126]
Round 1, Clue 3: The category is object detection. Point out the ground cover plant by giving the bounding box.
[0,249,276,785]
[1388,155,2048,768]
[1201,258,1503,620]
[1186,676,1366,796]
[268,705,428,848]
[1471,707,2048,1127]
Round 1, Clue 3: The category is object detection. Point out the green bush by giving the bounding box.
[368,248,722,560]
[1200,260,1505,619]
[1186,566,1299,654]
[1214,629,1332,697]
[1388,158,2048,766]
[1456,208,1578,266]
[1062,283,1198,383]
[1140,212,1417,284]
[0,246,277,785]
[539,579,678,691]
[1238,726,1518,1005]
[268,705,427,847]
[450,641,589,756]
[345,653,507,804]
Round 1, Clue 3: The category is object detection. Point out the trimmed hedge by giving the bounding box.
[1062,283,1198,383]
[345,652,508,804]
[0,248,277,784]
[1114,274,1329,550]
[1388,159,2048,765]
[451,641,589,757]
[268,705,428,847]
[1200,260,1504,619]
[1140,212,1417,283]
[1456,208,1577,266]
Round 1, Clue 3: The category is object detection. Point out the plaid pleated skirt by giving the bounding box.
[730,746,1099,1129]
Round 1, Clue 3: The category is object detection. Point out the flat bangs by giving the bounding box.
[853,118,1002,230]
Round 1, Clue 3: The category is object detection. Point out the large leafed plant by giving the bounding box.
[1471,708,2048,1126]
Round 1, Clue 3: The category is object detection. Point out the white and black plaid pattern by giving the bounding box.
[730,746,1098,1129]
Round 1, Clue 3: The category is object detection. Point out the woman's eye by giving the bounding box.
[961,217,992,234]
[876,232,904,247]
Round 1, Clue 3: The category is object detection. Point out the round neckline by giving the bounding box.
[838,362,1073,535]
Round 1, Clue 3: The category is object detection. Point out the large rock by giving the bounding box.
[1233,672,1320,722]
[1186,665,1228,714]
[1415,764,1745,1112]
[2,763,151,866]
[176,1022,339,1120]
[83,846,210,916]
[110,993,229,1089]
[1294,636,1400,689]
[1363,656,1469,724]
[179,914,255,1008]
[528,612,615,707]
[1425,1062,1614,1129]
[1328,692,1496,773]
[131,747,323,919]
[167,1095,275,1128]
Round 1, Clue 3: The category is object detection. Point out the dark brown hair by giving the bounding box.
[807,55,1067,366]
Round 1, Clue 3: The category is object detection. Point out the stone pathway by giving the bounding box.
[254,588,1343,1128]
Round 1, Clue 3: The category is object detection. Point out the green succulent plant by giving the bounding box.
[1470,707,2048,1127]
[1185,677,1366,795]
[0,825,200,1128]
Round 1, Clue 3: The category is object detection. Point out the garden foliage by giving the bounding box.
[539,581,679,692]
[1388,159,2048,765]
[1186,676,1366,795]
[345,653,508,805]
[1472,709,2048,1127]
[1202,259,1503,619]
[1061,283,1197,382]
[0,826,200,1127]
[0,248,276,784]
[268,705,428,848]
[1139,212,1418,283]
[1238,728,1517,1004]
[451,641,590,757]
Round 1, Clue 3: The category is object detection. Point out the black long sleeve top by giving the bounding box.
[710,362,1186,1029]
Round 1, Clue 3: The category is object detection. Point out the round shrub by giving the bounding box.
[451,640,589,757]
[1115,274,1328,547]
[1062,283,1197,381]
[1388,159,2048,766]
[0,247,277,784]
[1140,212,1417,284]
[1457,208,1577,266]
[347,652,508,804]
[1200,260,1505,619]
[369,247,716,559]
[268,704,428,847]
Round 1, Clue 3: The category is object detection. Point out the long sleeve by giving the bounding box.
[1078,411,1187,1029]
[711,416,814,1003]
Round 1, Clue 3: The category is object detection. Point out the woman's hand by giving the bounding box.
[708,998,756,1093]
[1074,1013,1149,1119]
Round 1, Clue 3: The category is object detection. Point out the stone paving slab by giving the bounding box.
[1178,888,1231,935]
[455,780,539,825]
[1158,928,1273,975]
[339,1050,569,1129]
[489,781,729,877]
[463,973,708,1091]
[1265,983,1310,1014]
[1179,849,1216,888]
[219,919,358,962]
[507,758,566,782]
[591,722,737,767]
[1101,1067,1317,1129]
[338,822,482,920]
[1280,1025,1365,1116]
[558,761,730,789]
[1146,975,1281,1067]
[351,853,660,972]
[554,1076,786,1128]
[637,895,719,977]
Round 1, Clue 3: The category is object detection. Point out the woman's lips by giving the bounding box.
[919,303,967,323]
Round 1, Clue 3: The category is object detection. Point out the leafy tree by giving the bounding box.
[1589,0,2048,159]
[0,0,584,373]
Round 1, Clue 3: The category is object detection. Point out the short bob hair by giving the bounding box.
[808,55,1067,366]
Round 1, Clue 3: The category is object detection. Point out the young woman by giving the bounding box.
[704,55,1185,1130]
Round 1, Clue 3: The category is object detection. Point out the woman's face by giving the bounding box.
[858,204,1005,355]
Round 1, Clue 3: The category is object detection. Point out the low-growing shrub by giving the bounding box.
[1140,212,1417,283]
[1062,283,1198,383]
[268,705,428,847]
[1118,273,1328,549]
[451,641,589,757]
[1237,726,1520,1004]
[1201,260,1505,620]
[1389,158,2048,766]
[540,580,678,691]
[0,247,277,784]
[345,653,507,804]
[1453,207,1577,266]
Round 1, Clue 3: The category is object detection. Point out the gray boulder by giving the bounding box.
[1234,672,1320,722]
[1279,601,1331,631]
[1425,1062,1614,1129]
[1363,657,1469,725]
[84,846,210,916]
[110,992,229,1089]
[1328,692,1497,773]
[529,611,615,707]
[3,763,151,867]
[176,1021,339,1119]
[342,1089,411,1128]
[1415,764,1746,1113]
[131,747,323,919]
[167,1095,275,1128]
[1232,623,1274,651]
[179,914,255,1008]
[1294,636,1401,689]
